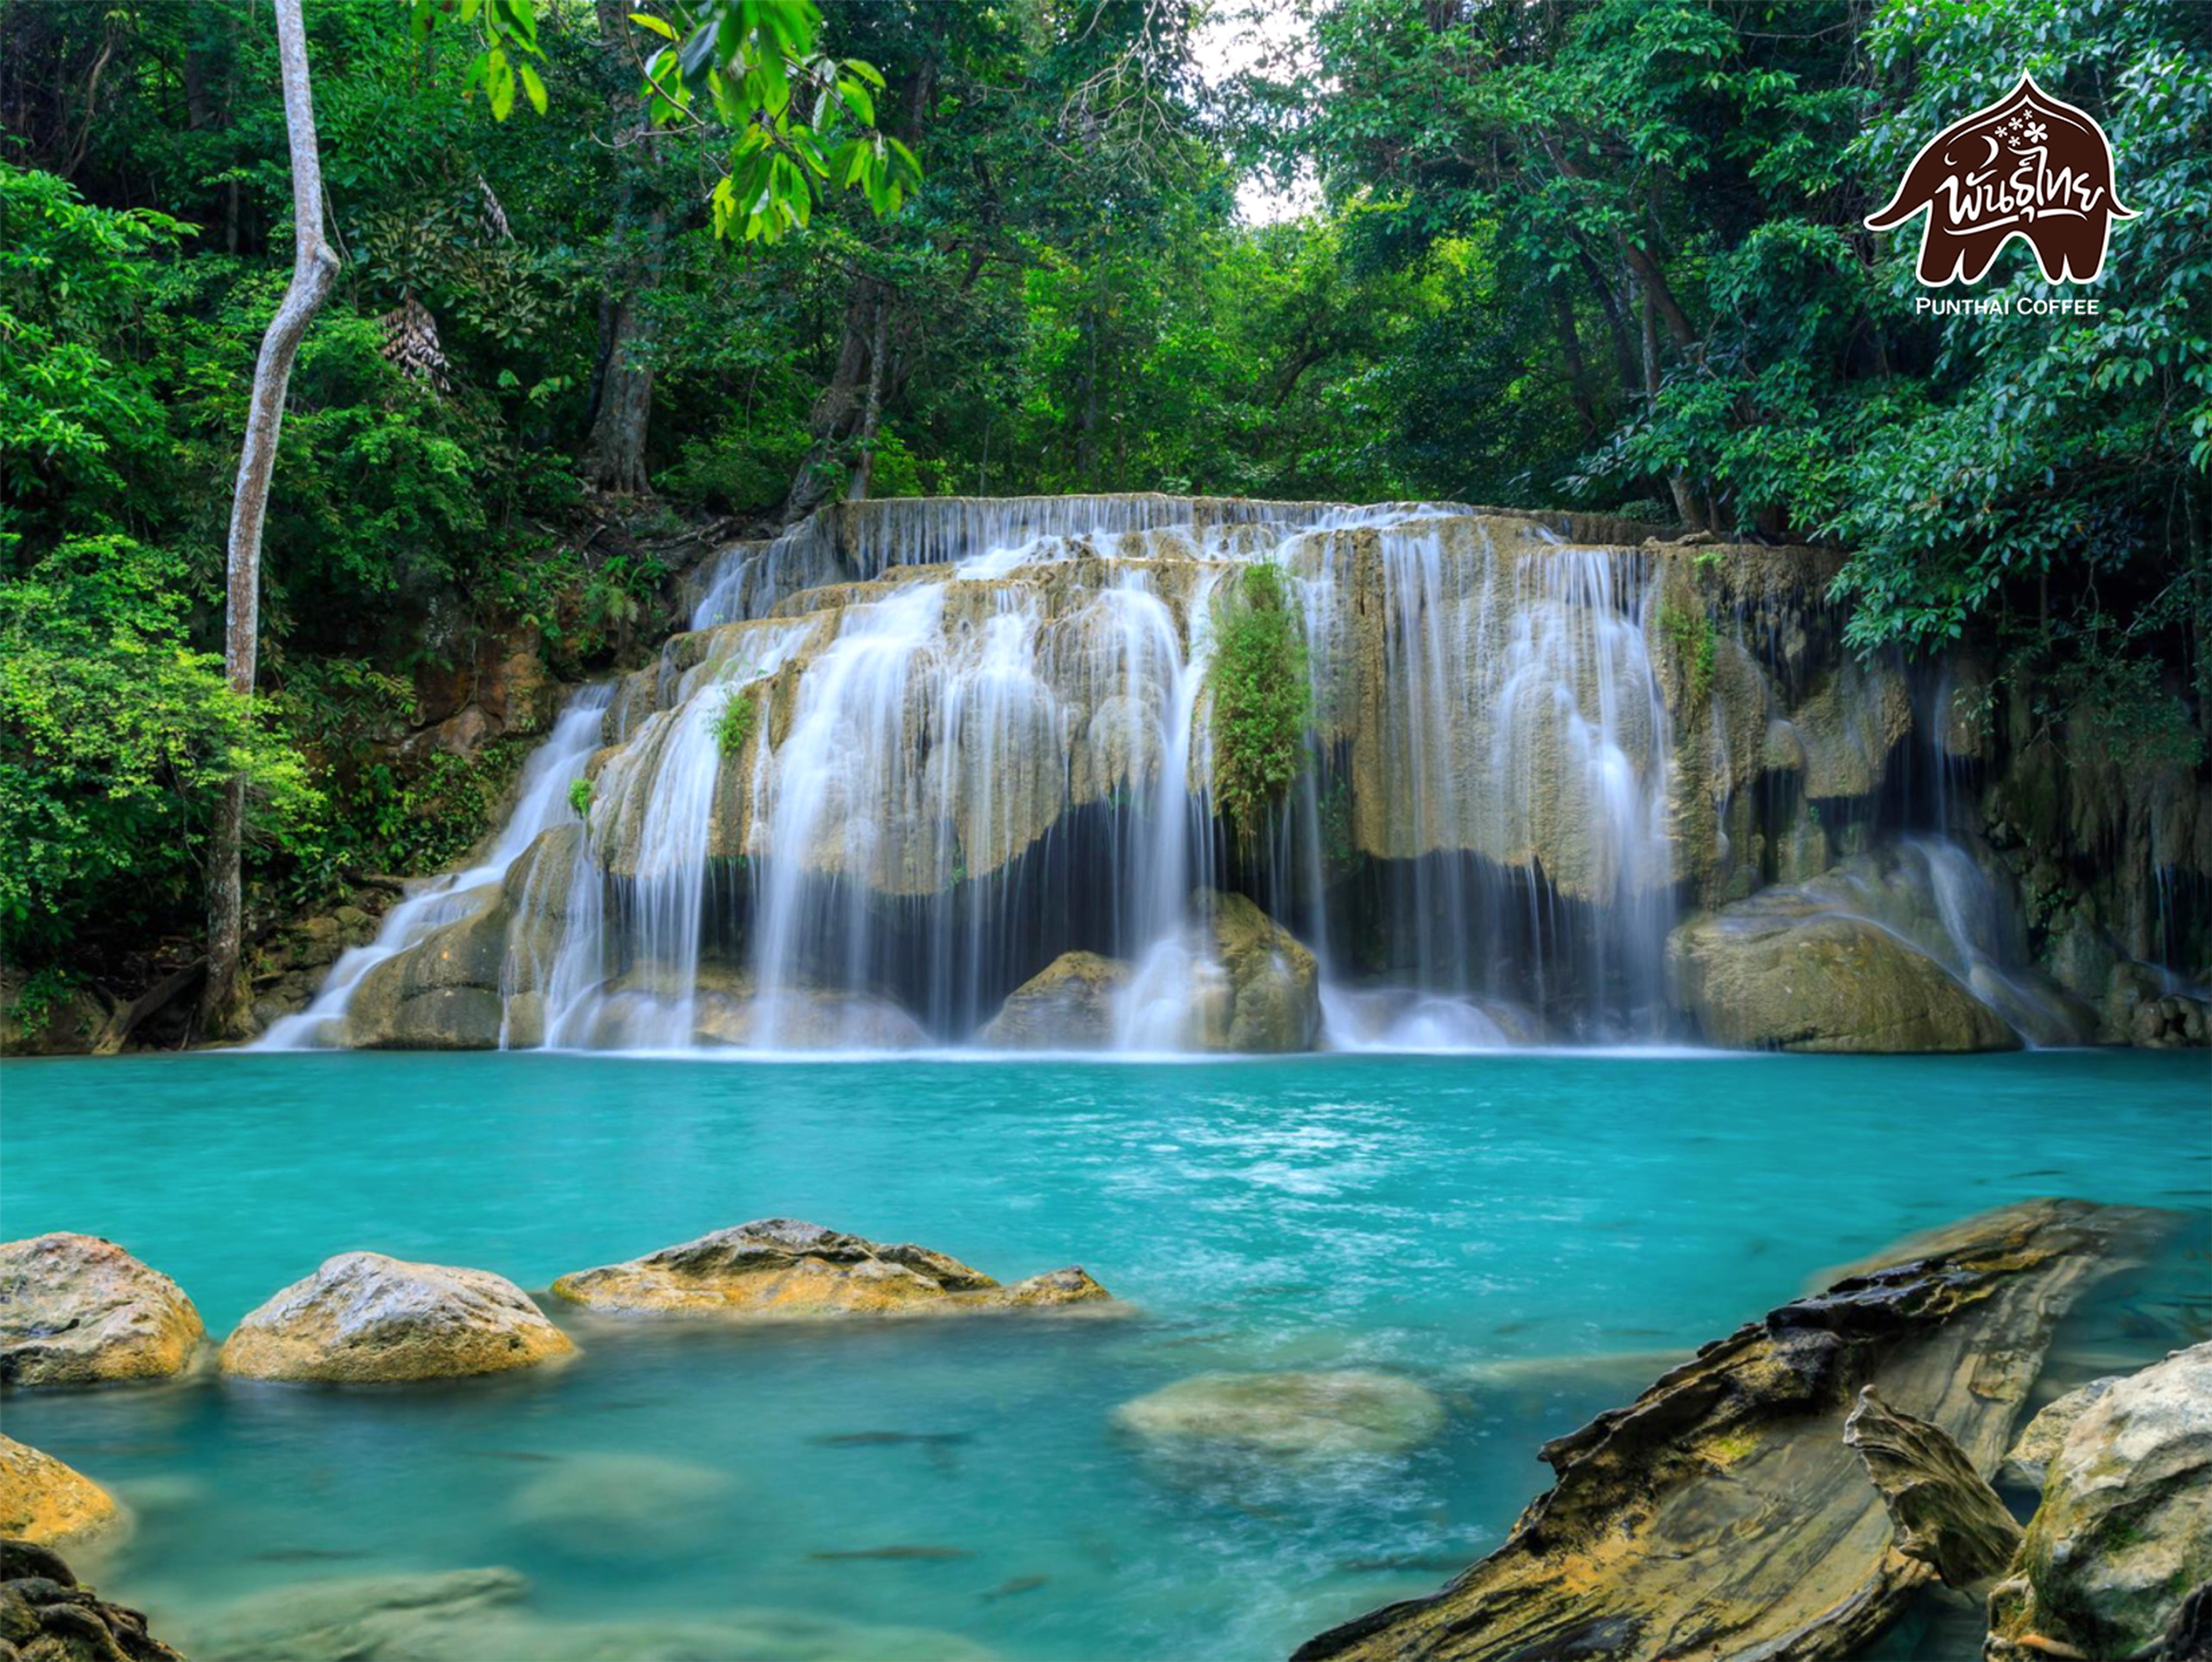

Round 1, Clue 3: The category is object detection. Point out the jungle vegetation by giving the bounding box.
[1,0,2205,1007]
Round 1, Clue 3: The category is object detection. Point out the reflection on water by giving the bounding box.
[1,1049,2205,1661]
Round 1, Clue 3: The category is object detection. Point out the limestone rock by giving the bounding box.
[0,1539,182,1661]
[1667,891,2018,1052]
[1843,1386,2022,1594]
[178,1567,529,1662]
[509,1452,733,1552]
[0,1437,121,1549]
[219,1253,576,1383]
[2003,1375,2121,1490]
[981,952,1131,1049]
[1199,890,1320,1052]
[0,1233,206,1387]
[1115,1370,1445,1460]
[1992,1343,2212,1659]
[550,1218,1111,1321]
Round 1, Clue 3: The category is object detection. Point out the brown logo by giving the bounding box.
[1865,73,2134,287]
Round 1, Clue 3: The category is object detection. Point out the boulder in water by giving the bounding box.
[980,952,1131,1049]
[2002,1374,2122,1490]
[219,1253,576,1383]
[0,1437,122,1550]
[550,1218,1112,1320]
[0,1233,206,1387]
[1114,1370,1445,1460]
[0,1538,182,1661]
[1198,891,1320,1052]
[1991,1342,2212,1659]
[1666,890,2018,1051]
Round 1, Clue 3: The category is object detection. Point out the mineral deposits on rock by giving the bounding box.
[0,1233,205,1387]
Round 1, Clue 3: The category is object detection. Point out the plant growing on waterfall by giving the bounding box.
[1660,602,1717,708]
[1210,563,1312,846]
[713,687,759,757]
[568,778,593,818]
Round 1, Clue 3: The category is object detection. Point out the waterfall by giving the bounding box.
[257,684,613,1050]
[275,499,1727,1054]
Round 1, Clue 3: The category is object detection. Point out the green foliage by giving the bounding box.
[568,777,594,818]
[1210,563,1312,842]
[713,685,757,756]
[0,536,320,952]
[1658,600,1716,707]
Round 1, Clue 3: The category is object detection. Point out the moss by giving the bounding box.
[1660,600,1717,706]
[567,777,593,819]
[714,686,759,757]
[1209,562,1312,844]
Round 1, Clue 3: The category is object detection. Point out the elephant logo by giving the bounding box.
[1865,73,2134,287]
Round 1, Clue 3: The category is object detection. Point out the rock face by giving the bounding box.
[1114,1370,1445,1460]
[0,1234,206,1387]
[1991,1343,2212,1659]
[1667,890,2018,1051]
[1200,891,1321,1052]
[0,1438,121,1549]
[1293,1200,2163,1662]
[1843,1386,2022,1594]
[2003,1375,2122,1490]
[980,952,1131,1049]
[219,1254,576,1383]
[0,1539,182,1661]
[550,1218,1111,1320]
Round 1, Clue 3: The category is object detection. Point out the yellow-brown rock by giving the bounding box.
[550,1218,1111,1321]
[219,1253,576,1383]
[0,1232,205,1387]
[0,1435,121,1549]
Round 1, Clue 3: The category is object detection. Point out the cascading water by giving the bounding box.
[271,496,1853,1055]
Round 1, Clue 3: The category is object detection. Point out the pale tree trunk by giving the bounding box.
[200,0,338,1039]
[581,0,662,494]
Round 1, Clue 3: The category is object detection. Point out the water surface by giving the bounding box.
[3,1049,2205,1659]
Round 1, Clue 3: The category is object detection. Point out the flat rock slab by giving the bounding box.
[550,1218,1112,1320]
[1292,1198,2166,1662]
[0,1233,206,1387]
[0,1435,122,1549]
[220,1254,576,1383]
[1117,1371,1446,1460]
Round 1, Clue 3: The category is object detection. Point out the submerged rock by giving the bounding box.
[1114,1370,1444,1460]
[1991,1342,2212,1659]
[2002,1374,2122,1490]
[1293,1199,2163,1662]
[0,1436,121,1549]
[508,1452,733,1551]
[219,1254,576,1383]
[550,1218,1111,1320]
[0,1232,206,1387]
[0,1538,182,1661]
[1667,890,2018,1051]
[980,951,1131,1049]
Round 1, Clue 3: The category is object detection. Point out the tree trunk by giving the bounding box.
[848,288,891,502]
[1551,278,1598,437]
[782,274,898,525]
[200,0,337,1039]
[581,204,664,494]
[580,0,663,495]
[1639,273,1701,530]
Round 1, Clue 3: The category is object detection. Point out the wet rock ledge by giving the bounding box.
[0,1538,181,1662]
[551,1218,1113,1320]
[1292,1198,2169,1662]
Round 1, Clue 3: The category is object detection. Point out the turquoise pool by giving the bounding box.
[1,1049,2206,1660]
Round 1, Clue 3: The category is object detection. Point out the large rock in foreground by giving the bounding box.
[1115,1370,1445,1460]
[1667,889,2018,1051]
[1202,891,1321,1052]
[219,1254,576,1383]
[981,952,1131,1049]
[550,1218,1112,1320]
[1991,1342,2212,1659]
[0,1233,206,1387]
[1293,1200,2162,1662]
[0,1539,182,1661]
[0,1437,121,1550]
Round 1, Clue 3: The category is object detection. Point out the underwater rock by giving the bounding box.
[1667,891,2018,1052]
[1844,1386,2022,1594]
[219,1253,576,1383]
[0,1538,182,1661]
[1292,1198,2164,1662]
[508,1452,733,1551]
[1990,1343,2212,1660]
[550,1217,1111,1320]
[0,1437,121,1550]
[1115,1370,1445,1460]
[2003,1375,2122,1490]
[980,952,1132,1049]
[0,1232,206,1387]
